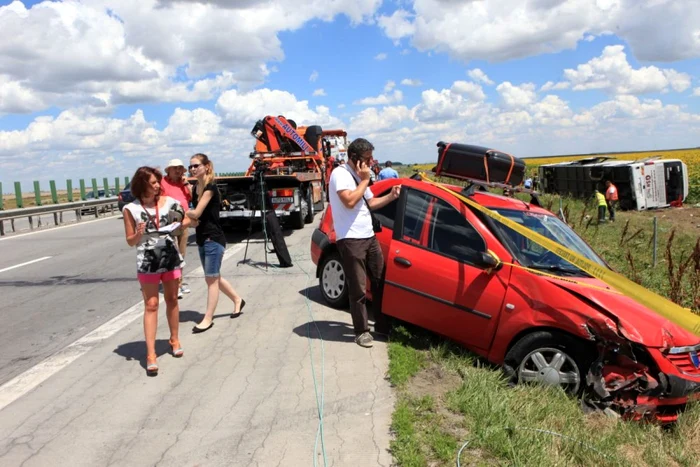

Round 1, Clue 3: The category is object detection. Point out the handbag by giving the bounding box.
[141,202,183,272]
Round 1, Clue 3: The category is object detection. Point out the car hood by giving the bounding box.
[547,277,699,348]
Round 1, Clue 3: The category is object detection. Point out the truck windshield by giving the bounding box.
[490,209,608,276]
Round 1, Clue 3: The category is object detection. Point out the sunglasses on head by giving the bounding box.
[189,163,201,170]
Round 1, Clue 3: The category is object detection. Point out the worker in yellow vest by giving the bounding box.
[595,189,607,223]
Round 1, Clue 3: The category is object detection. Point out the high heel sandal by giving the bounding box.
[169,338,184,358]
[146,354,158,376]
[231,299,246,319]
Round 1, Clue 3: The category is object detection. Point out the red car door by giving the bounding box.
[382,187,512,351]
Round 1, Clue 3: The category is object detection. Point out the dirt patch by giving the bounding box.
[583,411,621,432]
[410,363,462,401]
[635,205,700,234]
[409,363,468,441]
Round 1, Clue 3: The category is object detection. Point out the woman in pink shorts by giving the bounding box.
[122,166,193,375]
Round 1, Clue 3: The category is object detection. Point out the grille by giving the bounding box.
[667,353,700,376]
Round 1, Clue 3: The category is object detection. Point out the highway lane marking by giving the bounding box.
[0,241,247,413]
[0,215,117,242]
[0,256,52,274]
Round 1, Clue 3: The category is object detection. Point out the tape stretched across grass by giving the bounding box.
[419,173,700,338]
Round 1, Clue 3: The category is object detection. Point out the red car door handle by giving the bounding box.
[394,257,412,267]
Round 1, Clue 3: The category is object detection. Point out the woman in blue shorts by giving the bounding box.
[186,153,246,333]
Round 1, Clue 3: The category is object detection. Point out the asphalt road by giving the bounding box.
[0,211,394,466]
[0,214,232,386]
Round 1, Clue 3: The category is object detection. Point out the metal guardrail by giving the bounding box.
[0,198,120,236]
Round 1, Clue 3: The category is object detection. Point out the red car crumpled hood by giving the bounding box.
[547,278,699,348]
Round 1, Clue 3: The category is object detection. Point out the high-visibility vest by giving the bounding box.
[596,192,607,207]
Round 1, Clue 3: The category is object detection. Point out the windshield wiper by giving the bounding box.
[528,264,590,277]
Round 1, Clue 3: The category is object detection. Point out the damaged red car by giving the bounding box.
[310,175,700,422]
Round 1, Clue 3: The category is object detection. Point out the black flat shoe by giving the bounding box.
[231,299,246,318]
[192,322,214,333]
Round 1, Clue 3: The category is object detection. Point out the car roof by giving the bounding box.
[371,177,552,215]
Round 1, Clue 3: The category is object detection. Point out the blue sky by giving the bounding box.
[1,0,699,190]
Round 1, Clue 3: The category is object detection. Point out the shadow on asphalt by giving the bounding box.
[297,286,330,308]
[178,309,232,324]
[292,320,389,344]
[297,286,382,320]
[113,339,171,374]
[236,258,294,269]
[292,320,356,343]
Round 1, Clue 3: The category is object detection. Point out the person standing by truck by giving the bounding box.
[605,180,618,222]
[160,158,193,298]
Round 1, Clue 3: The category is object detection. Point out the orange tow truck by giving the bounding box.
[214,115,346,230]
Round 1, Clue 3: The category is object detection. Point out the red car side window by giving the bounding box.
[427,198,486,263]
[373,189,399,231]
[401,190,432,245]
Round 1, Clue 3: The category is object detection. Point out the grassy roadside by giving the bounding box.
[387,324,700,467]
[2,190,83,210]
[389,166,700,466]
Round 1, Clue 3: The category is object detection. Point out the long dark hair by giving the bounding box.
[130,166,162,201]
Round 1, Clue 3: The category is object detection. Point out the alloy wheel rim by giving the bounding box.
[518,347,581,393]
[322,259,345,299]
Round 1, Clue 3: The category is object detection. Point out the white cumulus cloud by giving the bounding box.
[563,45,692,95]
[377,0,700,64]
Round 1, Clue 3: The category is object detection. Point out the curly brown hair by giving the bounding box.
[130,166,162,200]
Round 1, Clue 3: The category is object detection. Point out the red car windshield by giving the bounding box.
[489,208,608,276]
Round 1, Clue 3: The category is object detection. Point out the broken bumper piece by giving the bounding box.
[586,346,700,423]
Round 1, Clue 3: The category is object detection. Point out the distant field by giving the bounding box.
[401,148,700,203]
[524,147,700,173]
[526,148,700,203]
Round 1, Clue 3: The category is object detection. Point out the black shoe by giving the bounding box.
[192,322,214,333]
[231,299,246,318]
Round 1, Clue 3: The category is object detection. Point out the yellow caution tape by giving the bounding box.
[420,173,700,337]
[484,249,623,294]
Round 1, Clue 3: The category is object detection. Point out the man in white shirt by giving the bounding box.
[328,138,400,348]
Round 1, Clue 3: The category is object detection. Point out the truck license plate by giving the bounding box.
[271,197,294,204]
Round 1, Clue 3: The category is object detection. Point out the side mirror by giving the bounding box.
[478,251,503,271]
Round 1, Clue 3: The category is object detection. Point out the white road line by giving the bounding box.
[0,241,246,413]
[0,215,117,242]
[0,256,52,274]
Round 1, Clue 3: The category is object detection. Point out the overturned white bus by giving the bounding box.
[537,156,688,211]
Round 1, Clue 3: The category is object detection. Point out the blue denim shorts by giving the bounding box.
[198,239,225,277]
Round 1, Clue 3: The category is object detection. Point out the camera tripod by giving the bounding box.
[241,165,272,270]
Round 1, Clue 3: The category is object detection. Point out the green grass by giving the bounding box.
[388,325,700,467]
[2,190,85,210]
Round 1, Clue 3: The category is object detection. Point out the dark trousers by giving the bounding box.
[607,200,617,221]
[336,236,389,335]
[598,205,606,222]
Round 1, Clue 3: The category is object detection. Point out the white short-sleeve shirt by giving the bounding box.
[328,164,375,240]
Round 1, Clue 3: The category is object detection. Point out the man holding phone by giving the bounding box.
[328,138,400,348]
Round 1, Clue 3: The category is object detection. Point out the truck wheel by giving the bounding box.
[503,331,592,396]
[304,190,314,224]
[319,250,348,308]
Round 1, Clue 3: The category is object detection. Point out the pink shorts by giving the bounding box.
[137,269,182,284]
